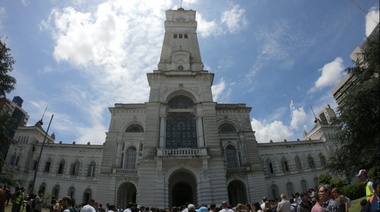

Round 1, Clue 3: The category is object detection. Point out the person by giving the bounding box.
[260,197,267,211]
[108,205,117,212]
[263,201,272,212]
[34,190,44,212]
[187,204,196,212]
[357,169,375,200]
[209,203,216,212]
[12,187,24,212]
[252,202,262,212]
[219,201,233,212]
[99,204,106,212]
[365,179,379,212]
[289,199,297,212]
[311,195,322,212]
[318,184,338,212]
[61,196,75,212]
[25,192,36,212]
[359,199,367,212]
[80,199,96,212]
[0,185,6,212]
[332,187,349,212]
[297,192,312,212]
[277,194,291,212]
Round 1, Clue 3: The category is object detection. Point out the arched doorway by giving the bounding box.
[117,182,137,209]
[172,182,193,207]
[228,180,247,206]
[169,170,197,207]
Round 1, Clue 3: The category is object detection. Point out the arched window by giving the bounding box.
[225,145,238,168]
[308,155,315,169]
[173,34,177,38]
[178,65,184,71]
[126,124,144,133]
[266,159,274,174]
[52,185,60,198]
[179,34,183,38]
[166,95,197,148]
[286,182,294,197]
[218,123,236,133]
[319,153,326,167]
[301,180,308,193]
[44,158,52,173]
[168,95,194,109]
[83,189,92,204]
[295,156,302,171]
[57,159,65,174]
[68,187,75,199]
[281,157,290,173]
[184,34,188,39]
[313,177,319,187]
[126,147,137,170]
[70,160,80,176]
[87,161,96,177]
[270,184,279,200]
[39,183,46,193]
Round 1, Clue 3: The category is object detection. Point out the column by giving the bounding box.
[197,116,205,147]
[159,115,166,148]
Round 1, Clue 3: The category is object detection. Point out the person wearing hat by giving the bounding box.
[357,169,374,200]
[187,204,196,212]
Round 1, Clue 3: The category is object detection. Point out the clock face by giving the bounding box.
[176,16,186,22]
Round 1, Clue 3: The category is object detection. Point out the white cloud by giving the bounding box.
[220,5,248,33]
[289,100,307,130]
[309,57,345,93]
[197,13,221,38]
[41,1,173,144]
[365,7,379,37]
[212,78,231,102]
[251,118,292,143]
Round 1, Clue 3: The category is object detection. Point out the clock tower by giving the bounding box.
[157,8,204,72]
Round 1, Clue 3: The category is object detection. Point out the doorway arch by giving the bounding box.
[228,180,247,206]
[117,182,137,209]
[169,169,197,207]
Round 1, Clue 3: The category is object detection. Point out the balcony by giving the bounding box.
[226,166,250,174]
[156,148,208,157]
[113,169,137,174]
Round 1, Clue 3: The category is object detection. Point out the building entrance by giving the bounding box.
[117,182,137,209]
[169,169,197,207]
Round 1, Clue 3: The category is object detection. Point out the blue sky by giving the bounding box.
[1,0,379,144]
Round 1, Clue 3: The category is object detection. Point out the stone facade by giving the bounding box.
[4,8,340,209]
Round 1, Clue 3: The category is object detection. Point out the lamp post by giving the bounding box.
[31,114,54,192]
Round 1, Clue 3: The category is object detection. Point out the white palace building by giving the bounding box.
[4,7,340,209]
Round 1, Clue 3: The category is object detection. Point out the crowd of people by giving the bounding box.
[1,169,379,212]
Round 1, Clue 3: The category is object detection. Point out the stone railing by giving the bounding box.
[113,168,137,174]
[156,148,208,157]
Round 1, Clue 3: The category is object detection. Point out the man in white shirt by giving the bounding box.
[276,194,291,212]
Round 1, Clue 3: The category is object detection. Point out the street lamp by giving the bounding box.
[31,114,54,192]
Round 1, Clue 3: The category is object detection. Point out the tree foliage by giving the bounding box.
[0,39,17,171]
[327,29,380,177]
[0,39,16,96]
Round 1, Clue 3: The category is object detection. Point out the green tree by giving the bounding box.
[327,30,380,177]
[0,39,17,171]
[0,39,16,95]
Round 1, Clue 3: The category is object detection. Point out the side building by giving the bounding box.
[4,7,340,209]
